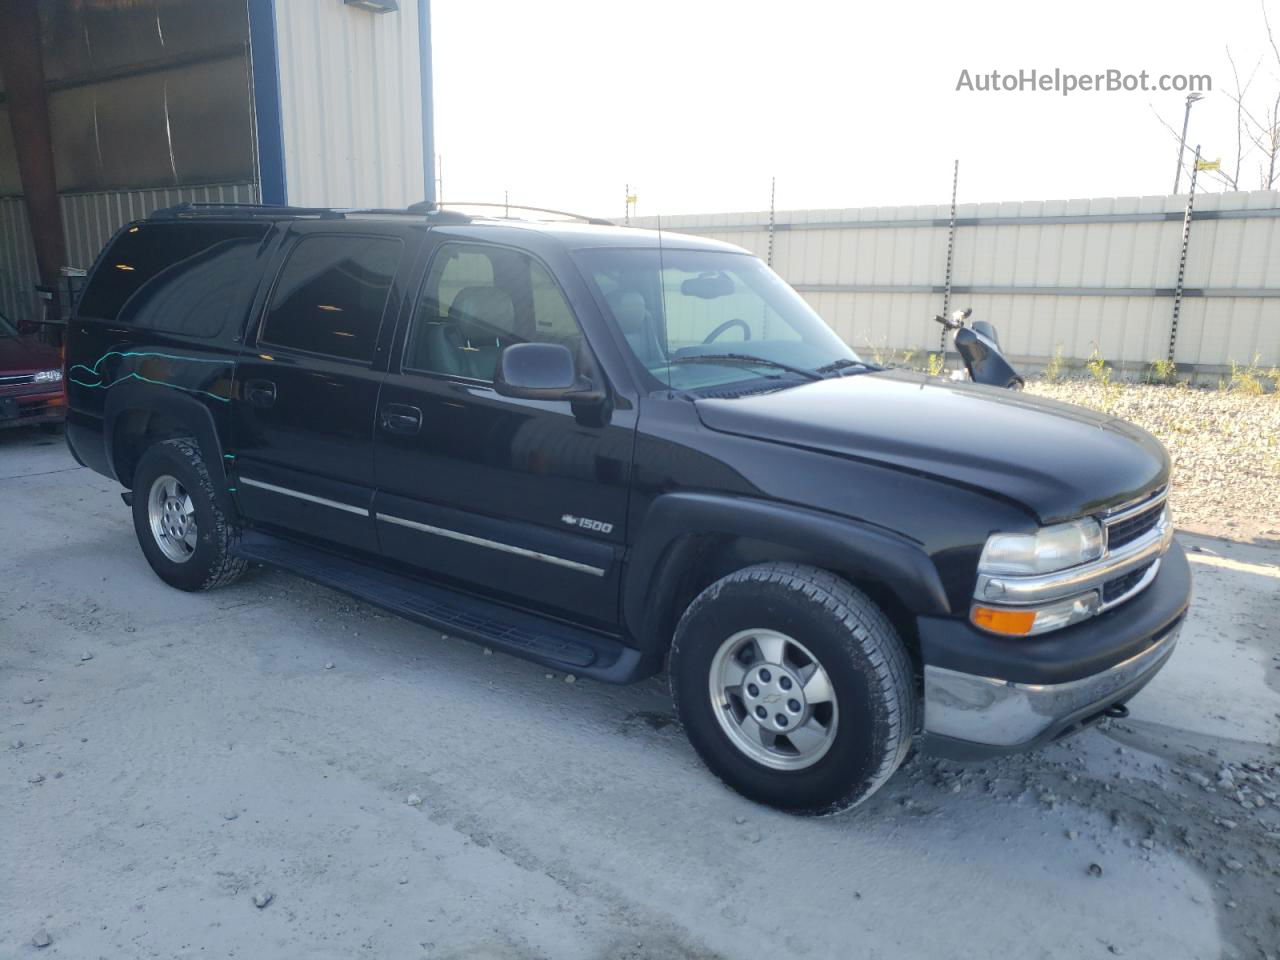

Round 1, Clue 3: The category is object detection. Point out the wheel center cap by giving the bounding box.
[163,498,187,537]
[740,663,807,732]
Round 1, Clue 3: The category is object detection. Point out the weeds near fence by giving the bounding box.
[1042,346,1066,383]
[863,338,891,368]
[1145,358,1179,385]
[1086,348,1111,386]
[1086,348,1124,412]
[927,352,945,377]
[1223,355,1269,395]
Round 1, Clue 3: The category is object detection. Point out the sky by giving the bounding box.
[430,0,1278,218]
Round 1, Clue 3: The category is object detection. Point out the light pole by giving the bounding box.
[1172,92,1204,194]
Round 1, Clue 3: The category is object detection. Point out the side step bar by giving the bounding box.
[233,531,658,684]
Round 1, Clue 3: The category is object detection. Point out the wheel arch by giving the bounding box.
[104,383,235,516]
[624,493,950,656]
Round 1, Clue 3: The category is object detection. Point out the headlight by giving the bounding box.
[33,369,62,383]
[978,518,1104,576]
[972,592,1100,637]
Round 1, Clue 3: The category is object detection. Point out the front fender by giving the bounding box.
[624,492,951,651]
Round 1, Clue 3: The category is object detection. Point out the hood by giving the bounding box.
[0,334,61,374]
[694,370,1169,524]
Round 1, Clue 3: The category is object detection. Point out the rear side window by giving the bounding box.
[260,235,402,363]
[78,221,270,338]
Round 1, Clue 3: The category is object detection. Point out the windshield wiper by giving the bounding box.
[669,353,824,382]
[814,358,882,376]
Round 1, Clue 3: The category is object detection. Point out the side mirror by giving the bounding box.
[494,342,603,406]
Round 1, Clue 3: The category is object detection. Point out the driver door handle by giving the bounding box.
[380,403,423,435]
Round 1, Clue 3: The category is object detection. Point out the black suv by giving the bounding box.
[64,203,1190,814]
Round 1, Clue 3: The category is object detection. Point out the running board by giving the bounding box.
[233,531,656,683]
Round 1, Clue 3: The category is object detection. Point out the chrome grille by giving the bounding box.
[1107,502,1164,550]
[1102,560,1154,604]
[1104,488,1168,552]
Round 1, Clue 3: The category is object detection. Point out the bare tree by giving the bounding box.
[1223,1,1280,190]
[1151,0,1280,192]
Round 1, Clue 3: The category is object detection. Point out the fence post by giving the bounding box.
[767,176,776,268]
[940,158,959,354]
[1168,145,1200,364]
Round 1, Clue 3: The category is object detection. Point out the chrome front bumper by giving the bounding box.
[922,621,1180,755]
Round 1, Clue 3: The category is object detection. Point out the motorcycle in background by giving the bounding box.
[933,308,1024,389]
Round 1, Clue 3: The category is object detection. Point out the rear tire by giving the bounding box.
[131,437,246,592]
[670,563,916,815]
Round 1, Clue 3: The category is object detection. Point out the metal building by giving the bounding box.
[0,0,434,329]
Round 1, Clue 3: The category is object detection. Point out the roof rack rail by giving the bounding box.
[407,200,614,226]
[149,202,347,221]
[365,206,474,224]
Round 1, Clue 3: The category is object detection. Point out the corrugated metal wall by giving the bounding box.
[639,191,1280,372]
[0,0,254,197]
[273,0,425,209]
[0,197,38,326]
[0,181,257,325]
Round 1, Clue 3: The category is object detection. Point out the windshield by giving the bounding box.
[575,248,860,391]
[0,312,16,337]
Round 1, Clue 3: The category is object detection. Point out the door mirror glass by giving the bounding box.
[494,342,581,399]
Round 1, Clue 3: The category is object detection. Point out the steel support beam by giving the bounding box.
[247,0,287,205]
[0,0,66,318]
[418,0,436,206]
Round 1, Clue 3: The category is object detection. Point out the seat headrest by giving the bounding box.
[606,289,648,334]
[449,286,514,341]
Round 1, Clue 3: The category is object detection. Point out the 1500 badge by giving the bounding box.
[561,514,613,534]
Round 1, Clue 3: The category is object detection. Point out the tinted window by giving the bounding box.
[260,235,402,362]
[78,222,270,338]
[404,243,582,380]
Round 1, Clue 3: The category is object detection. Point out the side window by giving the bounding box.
[531,259,578,342]
[78,221,269,338]
[436,250,494,316]
[259,235,402,362]
[404,243,583,380]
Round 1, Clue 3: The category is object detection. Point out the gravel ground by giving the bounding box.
[3,429,1280,959]
[1026,381,1280,544]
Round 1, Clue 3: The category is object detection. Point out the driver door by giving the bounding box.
[372,239,633,629]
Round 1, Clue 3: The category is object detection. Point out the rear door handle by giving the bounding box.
[380,403,422,435]
[244,379,276,408]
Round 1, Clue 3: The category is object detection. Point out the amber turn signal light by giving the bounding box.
[971,606,1037,636]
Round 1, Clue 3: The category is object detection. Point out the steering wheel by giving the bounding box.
[702,318,751,344]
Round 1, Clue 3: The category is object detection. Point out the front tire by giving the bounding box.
[131,437,247,592]
[670,563,916,815]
